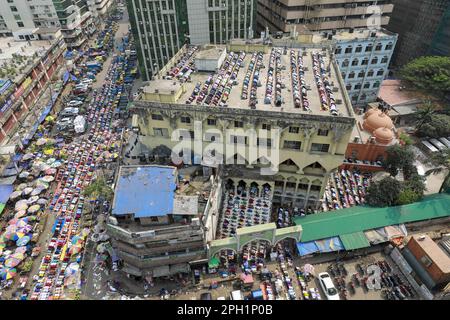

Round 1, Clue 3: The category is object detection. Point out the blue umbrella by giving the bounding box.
[16,236,31,247]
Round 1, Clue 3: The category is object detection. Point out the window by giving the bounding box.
[367,70,374,77]
[334,47,342,54]
[341,72,346,79]
[358,70,365,78]
[153,128,168,137]
[234,121,243,128]
[289,126,299,134]
[345,46,352,54]
[341,59,349,67]
[360,94,367,101]
[361,58,369,65]
[230,135,247,145]
[381,56,389,63]
[371,57,378,64]
[346,84,352,91]
[420,255,433,268]
[310,185,321,191]
[151,114,163,120]
[205,132,219,142]
[283,140,301,150]
[365,44,373,52]
[373,82,380,88]
[180,116,191,123]
[377,69,384,76]
[318,129,328,136]
[375,43,383,51]
[257,138,272,147]
[207,118,216,126]
[10,6,18,12]
[262,123,271,130]
[348,72,355,79]
[17,21,23,27]
[351,59,359,66]
[310,143,330,153]
[354,83,362,90]
[385,42,393,50]
[364,82,371,89]
[355,45,362,53]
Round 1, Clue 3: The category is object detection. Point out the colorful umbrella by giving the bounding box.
[15,246,27,254]
[16,183,28,191]
[22,187,33,196]
[41,176,55,183]
[27,195,40,204]
[22,154,35,161]
[7,232,26,241]
[15,200,28,211]
[14,210,27,219]
[36,138,48,146]
[45,168,57,175]
[28,204,41,214]
[35,181,49,189]
[19,171,31,179]
[0,267,17,280]
[51,161,62,168]
[37,198,48,205]
[31,187,45,196]
[9,191,23,200]
[16,236,31,247]
[68,244,83,256]
[4,254,24,268]
[16,220,29,228]
[19,225,32,233]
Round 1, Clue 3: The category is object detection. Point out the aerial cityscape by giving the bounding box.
[0,0,449,303]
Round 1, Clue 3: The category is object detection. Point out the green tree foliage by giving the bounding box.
[413,101,436,131]
[400,56,450,98]
[416,113,450,138]
[399,132,413,146]
[365,177,401,207]
[397,189,421,205]
[83,178,113,201]
[382,145,414,177]
[425,149,450,193]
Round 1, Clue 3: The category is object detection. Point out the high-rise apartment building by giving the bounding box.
[257,0,394,34]
[127,0,257,81]
[0,0,111,48]
[388,0,450,66]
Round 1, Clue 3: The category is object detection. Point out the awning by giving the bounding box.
[315,237,344,253]
[297,241,320,256]
[0,184,14,203]
[340,232,371,251]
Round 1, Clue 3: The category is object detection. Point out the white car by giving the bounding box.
[66,100,83,107]
[79,78,93,85]
[318,272,340,300]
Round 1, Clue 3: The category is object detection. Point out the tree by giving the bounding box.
[83,177,113,201]
[397,188,421,205]
[399,132,413,146]
[382,145,414,177]
[425,149,450,193]
[365,177,402,207]
[416,114,450,138]
[400,56,450,98]
[414,101,436,131]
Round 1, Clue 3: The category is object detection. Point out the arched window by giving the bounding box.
[381,56,389,63]
[371,57,378,64]
[335,46,342,54]
[361,58,369,65]
[345,45,353,54]
[355,45,363,53]
[364,82,371,89]
[377,69,384,76]
[342,59,349,67]
[352,58,359,66]
[373,81,380,88]
[358,70,365,78]
[361,94,367,100]
[367,69,374,77]
[341,72,346,79]
[375,43,383,51]
[348,71,355,79]
[385,42,393,50]
[365,44,373,52]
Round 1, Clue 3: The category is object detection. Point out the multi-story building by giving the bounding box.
[86,0,113,19]
[127,0,257,81]
[107,165,212,278]
[256,0,394,35]
[0,31,67,144]
[0,1,99,49]
[272,28,397,107]
[130,42,356,209]
[388,0,450,66]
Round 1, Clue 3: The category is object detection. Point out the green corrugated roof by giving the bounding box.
[295,193,450,242]
[0,203,5,215]
[340,232,370,250]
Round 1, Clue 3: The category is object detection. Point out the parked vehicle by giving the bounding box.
[318,272,340,300]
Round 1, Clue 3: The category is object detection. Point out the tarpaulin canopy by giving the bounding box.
[296,241,320,256]
[340,232,370,251]
[315,237,344,253]
[208,257,220,268]
[0,184,14,203]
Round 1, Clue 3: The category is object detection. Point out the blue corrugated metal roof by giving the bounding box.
[112,166,177,218]
[0,184,13,204]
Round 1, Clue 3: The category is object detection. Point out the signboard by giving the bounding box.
[0,80,13,95]
[1,96,15,113]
